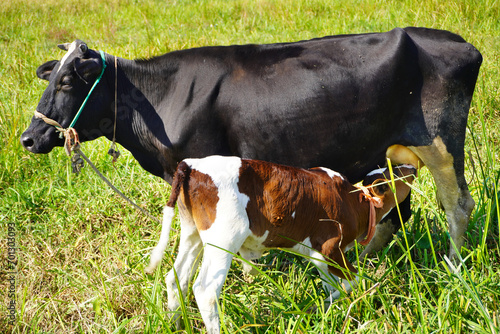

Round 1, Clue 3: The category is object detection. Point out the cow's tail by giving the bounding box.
[144,161,190,274]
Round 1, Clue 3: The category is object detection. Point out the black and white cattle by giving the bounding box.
[21,27,482,259]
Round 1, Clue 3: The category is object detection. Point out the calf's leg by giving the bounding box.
[192,245,235,334]
[165,217,203,327]
[194,214,251,334]
[325,247,358,300]
[299,241,357,304]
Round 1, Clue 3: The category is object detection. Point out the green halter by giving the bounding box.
[67,50,107,129]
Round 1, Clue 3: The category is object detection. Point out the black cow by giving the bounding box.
[21,27,482,259]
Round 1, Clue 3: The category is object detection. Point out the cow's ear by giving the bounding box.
[73,57,102,84]
[58,43,71,51]
[370,179,390,198]
[36,60,59,81]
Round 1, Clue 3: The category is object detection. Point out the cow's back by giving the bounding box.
[154,28,481,182]
[210,28,438,179]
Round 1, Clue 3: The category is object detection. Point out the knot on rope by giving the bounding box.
[108,146,121,163]
[356,185,384,246]
[34,110,84,174]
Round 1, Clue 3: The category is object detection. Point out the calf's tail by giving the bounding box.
[144,161,190,274]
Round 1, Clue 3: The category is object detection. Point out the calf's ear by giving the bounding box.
[74,57,102,84]
[36,60,59,81]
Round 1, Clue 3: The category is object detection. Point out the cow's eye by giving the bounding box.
[60,77,72,90]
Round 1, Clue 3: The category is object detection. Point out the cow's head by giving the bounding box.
[21,40,112,153]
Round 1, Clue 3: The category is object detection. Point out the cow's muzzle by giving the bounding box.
[20,133,36,152]
[21,131,53,153]
[21,125,62,154]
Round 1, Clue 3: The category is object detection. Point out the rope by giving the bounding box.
[76,148,161,224]
[34,109,161,224]
[356,185,384,246]
[34,110,81,157]
[33,50,162,225]
[107,55,120,163]
[68,50,107,129]
[34,110,64,131]
[34,113,161,224]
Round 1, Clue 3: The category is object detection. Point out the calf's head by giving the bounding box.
[362,164,417,221]
[21,40,112,153]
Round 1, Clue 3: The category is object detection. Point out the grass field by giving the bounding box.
[1,0,499,332]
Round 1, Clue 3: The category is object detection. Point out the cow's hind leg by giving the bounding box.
[410,137,475,260]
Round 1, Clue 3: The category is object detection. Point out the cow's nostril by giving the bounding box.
[21,135,34,149]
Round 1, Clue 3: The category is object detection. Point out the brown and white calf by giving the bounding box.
[145,156,416,333]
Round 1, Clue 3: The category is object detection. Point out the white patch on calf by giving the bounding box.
[57,41,78,74]
[184,155,242,186]
[365,167,387,177]
[291,237,313,255]
[365,164,415,178]
[239,230,269,261]
[318,167,344,180]
[188,156,251,250]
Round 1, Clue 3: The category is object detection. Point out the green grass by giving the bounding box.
[1,0,499,332]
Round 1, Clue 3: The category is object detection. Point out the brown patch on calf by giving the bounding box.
[179,168,219,231]
[237,160,370,279]
[236,161,416,280]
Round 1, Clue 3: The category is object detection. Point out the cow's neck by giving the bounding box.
[106,56,179,182]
